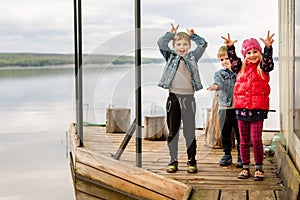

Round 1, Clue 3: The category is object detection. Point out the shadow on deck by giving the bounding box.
[69,124,289,199]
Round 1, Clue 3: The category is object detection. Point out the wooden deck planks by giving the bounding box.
[189,189,220,200]
[70,125,288,199]
[75,148,190,200]
[249,190,276,200]
[220,190,247,200]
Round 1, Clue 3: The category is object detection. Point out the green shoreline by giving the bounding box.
[0,53,164,67]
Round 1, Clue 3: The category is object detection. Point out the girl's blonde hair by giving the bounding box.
[172,32,191,47]
[240,53,265,79]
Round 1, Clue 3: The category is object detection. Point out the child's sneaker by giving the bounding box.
[237,168,250,179]
[236,156,242,168]
[187,160,197,173]
[254,168,264,181]
[167,160,178,173]
[219,155,232,166]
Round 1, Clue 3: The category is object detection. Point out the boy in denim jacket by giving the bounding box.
[157,24,207,173]
[207,46,242,168]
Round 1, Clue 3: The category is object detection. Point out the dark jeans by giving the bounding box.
[219,109,240,156]
[166,92,196,163]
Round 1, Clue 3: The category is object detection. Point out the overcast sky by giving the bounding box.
[0,0,279,58]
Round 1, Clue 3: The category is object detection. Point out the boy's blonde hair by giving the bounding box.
[217,46,227,59]
[173,32,191,47]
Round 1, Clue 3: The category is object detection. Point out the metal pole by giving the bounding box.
[73,0,78,127]
[78,0,83,146]
[113,119,136,160]
[135,0,142,167]
[74,0,83,146]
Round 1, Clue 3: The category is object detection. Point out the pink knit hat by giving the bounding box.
[241,38,262,58]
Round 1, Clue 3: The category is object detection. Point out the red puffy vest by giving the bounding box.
[234,63,270,110]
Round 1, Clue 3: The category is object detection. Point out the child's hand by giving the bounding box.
[170,23,179,34]
[187,28,194,36]
[221,33,238,47]
[260,31,275,48]
[207,84,218,91]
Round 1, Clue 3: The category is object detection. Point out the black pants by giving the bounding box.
[219,109,240,156]
[166,92,196,163]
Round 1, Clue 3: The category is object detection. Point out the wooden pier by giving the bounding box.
[69,123,288,199]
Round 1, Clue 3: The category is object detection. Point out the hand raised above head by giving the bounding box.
[260,31,275,48]
[187,28,195,36]
[221,33,238,47]
[170,23,179,34]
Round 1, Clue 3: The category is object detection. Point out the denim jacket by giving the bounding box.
[214,68,236,107]
[157,32,207,91]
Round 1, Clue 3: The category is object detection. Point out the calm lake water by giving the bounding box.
[0,62,279,199]
[0,66,75,200]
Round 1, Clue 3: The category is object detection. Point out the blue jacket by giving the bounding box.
[157,32,207,91]
[214,68,236,107]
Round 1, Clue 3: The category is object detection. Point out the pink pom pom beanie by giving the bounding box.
[241,38,262,58]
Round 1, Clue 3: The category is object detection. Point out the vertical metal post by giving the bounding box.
[74,0,83,146]
[135,0,142,167]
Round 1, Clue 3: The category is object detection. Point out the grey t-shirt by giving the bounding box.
[169,59,194,94]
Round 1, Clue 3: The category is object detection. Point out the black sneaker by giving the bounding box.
[167,160,178,173]
[187,160,197,173]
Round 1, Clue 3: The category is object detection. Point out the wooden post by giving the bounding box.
[144,115,168,141]
[205,92,236,148]
[106,108,131,133]
[205,92,222,148]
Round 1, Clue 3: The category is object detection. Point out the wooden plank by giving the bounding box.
[220,190,247,200]
[190,189,220,200]
[76,162,169,200]
[163,175,280,184]
[249,190,276,200]
[190,184,282,191]
[75,148,191,200]
[204,92,221,148]
[182,186,194,200]
[75,176,136,200]
[275,143,300,200]
[274,189,290,200]
[76,191,101,200]
[69,123,80,167]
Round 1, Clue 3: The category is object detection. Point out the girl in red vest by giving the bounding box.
[221,31,275,180]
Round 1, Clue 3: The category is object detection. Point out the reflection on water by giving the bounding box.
[0,62,280,199]
[0,66,76,200]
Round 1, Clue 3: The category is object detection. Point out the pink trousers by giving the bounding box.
[238,120,264,165]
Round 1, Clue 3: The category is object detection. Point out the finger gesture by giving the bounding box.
[221,33,237,47]
[170,23,179,34]
[187,28,195,36]
[260,31,275,48]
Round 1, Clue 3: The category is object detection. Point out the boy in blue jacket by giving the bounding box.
[157,24,207,173]
[207,46,241,168]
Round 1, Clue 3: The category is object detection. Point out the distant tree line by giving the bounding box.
[0,53,164,67]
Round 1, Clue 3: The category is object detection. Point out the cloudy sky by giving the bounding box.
[0,0,278,58]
